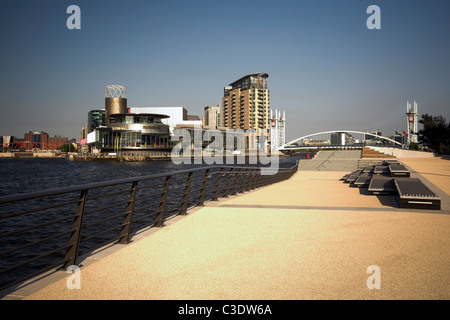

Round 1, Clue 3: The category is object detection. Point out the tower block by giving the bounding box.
[406,100,418,146]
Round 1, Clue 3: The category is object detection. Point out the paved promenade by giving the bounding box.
[4,156,449,300]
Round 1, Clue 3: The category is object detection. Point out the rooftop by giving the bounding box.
[227,72,269,87]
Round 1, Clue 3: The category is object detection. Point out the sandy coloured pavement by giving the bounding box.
[401,156,450,195]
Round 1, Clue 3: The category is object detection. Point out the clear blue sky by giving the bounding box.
[0,0,449,141]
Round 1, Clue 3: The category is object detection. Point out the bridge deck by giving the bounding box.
[2,158,449,300]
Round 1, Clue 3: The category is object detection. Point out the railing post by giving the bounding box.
[62,189,88,270]
[254,170,260,188]
[240,169,248,193]
[257,172,263,188]
[257,171,264,188]
[223,168,233,198]
[251,169,258,190]
[232,169,241,195]
[197,169,210,206]
[268,173,274,185]
[247,170,254,191]
[256,170,262,188]
[264,174,272,186]
[179,171,193,215]
[212,168,224,201]
[154,176,171,228]
[119,181,138,244]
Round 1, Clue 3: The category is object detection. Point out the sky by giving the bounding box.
[0,0,449,141]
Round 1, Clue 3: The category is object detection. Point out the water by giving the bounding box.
[0,158,199,197]
[0,155,303,197]
[0,154,307,291]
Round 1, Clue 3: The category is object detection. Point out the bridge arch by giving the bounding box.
[279,130,402,150]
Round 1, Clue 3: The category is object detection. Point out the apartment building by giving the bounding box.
[222,73,270,132]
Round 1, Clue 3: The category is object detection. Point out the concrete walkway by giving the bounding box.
[4,157,450,300]
[298,150,361,171]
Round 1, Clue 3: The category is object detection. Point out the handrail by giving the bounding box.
[0,163,298,292]
[0,166,219,205]
[0,165,292,205]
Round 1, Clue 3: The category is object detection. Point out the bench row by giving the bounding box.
[341,161,441,210]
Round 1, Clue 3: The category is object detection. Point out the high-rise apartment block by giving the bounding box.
[222,73,270,134]
[202,104,221,128]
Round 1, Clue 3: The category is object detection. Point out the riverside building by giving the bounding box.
[87,110,105,133]
[222,73,271,150]
[202,105,221,128]
[85,85,171,154]
[269,109,286,153]
[129,107,202,135]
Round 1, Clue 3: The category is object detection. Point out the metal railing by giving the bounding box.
[0,163,298,291]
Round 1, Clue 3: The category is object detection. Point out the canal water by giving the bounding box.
[0,154,306,197]
[0,153,309,291]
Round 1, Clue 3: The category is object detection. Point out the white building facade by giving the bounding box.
[270,109,286,153]
[130,107,202,135]
[406,100,419,145]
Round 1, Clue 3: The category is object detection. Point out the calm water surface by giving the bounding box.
[0,155,303,197]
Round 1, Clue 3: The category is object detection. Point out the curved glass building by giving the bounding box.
[96,113,171,151]
[86,86,172,154]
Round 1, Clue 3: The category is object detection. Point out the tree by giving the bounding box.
[59,144,76,152]
[418,114,450,154]
[409,142,419,150]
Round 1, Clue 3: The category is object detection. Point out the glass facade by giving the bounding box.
[233,75,267,91]
[108,115,163,125]
[88,110,106,133]
[88,108,171,153]
[96,129,171,150]
[225,73,268,96]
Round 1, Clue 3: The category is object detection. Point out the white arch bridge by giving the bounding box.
[278,130,403,151]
